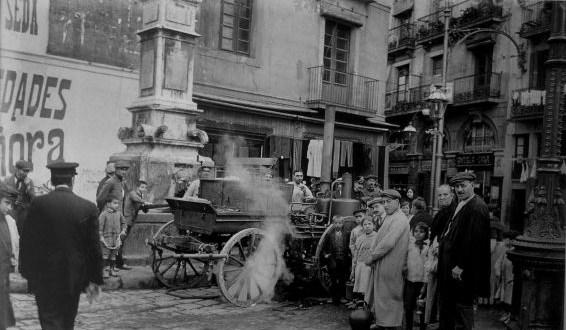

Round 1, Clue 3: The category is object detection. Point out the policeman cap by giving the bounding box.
[46,161,79,176]
[449,172,476,185]
[0,184,18,200]
[15,160,32,171]
[381,189,402,200]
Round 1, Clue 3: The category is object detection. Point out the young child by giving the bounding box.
[99,197,126,278]
[404,222,429,330]
[400,200,411,218]
[496,230,519,324]
[322,216,350,304]
[349,209,366,258]
[351,216,377,303]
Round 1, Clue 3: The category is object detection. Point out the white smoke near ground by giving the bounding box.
[221,135,294,303]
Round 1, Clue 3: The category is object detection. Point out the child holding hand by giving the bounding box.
[99,197,126,278]
[404,222,430,330]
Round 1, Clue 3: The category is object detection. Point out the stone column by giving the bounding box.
[508,2,566,329]
[110,0,212,203]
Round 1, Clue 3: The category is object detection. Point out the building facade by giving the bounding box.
[0,0,393,199]
[384,0,562,227]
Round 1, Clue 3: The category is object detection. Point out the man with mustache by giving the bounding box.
[437,172,490,330]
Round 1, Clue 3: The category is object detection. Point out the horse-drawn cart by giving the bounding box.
[147,175,360,307]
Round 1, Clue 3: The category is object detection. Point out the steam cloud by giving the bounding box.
[222,136,294,303]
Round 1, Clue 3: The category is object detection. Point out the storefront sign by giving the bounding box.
[389,163,409,175]
[455,152,494,168]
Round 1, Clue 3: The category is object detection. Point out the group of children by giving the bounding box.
[323,206,432,330]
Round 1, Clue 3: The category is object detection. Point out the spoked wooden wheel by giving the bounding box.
[150,220,211,288]
[314,224,335,294]
[216,228,282,307]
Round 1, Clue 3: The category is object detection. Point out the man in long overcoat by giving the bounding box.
[365,189,410,329]
[438,172,490,329]
[20,162,103,330]
[0,185,18,330]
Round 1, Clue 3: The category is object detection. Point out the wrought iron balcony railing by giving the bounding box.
[452,72,502,105]
[384,85,430,116]
[388,23,416,53]
[519,1,552,38]
[306,66,379,115]
[510,88,545,120]
[415,10,445,44]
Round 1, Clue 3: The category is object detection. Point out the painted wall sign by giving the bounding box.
[455,152,494,168]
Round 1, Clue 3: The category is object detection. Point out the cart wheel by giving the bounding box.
[314,224,335,294]
[216,228,282,307]
[150,220,210,288]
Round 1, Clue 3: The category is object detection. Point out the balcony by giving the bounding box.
[416,1,504,48]
[392,0,414,17]
[306,66,379,116]
[388,23,416,58]
[450,1,504,30]
[519,1,552,39]
[384,85,430,117]
[452,72,502,106]
[510,88,545,121]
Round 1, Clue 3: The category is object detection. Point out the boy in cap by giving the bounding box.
[321,216,351,305]
[437,171,490,330]
[3,160,35,235]
[0,184,18,330]
[367,197,385,230]
[21,162,103,330]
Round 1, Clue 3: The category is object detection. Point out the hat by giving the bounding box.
[449,172,476,185]
[0,184,18,200]
[353,209,366,215]
[115,160,130,169]
[367,197,383,206]
[46,161,79,177]
[365,175,378,181]
[15,160,32,171]
[381,189,402,200]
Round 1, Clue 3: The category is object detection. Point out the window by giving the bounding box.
[432,55,443,76]
[323,21,351,85]
[514,134,529,158]
[474,49,493,88]
[529,50,549,89]
[464,122,495,153]
[396,65,410,102]
[220,0,252,55]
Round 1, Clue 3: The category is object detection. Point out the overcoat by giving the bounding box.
[365,209,410,327]
[0,214,16,330]
[20,186,103,296]
[438,195,491,300]
[96,176,125,212]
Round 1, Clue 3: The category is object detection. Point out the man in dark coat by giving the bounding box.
[3,160,35,235]
[437,172,490,330]
[0,185,18,330]
[95,162,115,205]
[20,162,103,330]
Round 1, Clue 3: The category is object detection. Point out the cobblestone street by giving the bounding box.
[9,288,350,330]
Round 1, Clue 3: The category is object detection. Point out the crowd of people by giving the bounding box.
[0,159,519,330]
[319,172,518,330]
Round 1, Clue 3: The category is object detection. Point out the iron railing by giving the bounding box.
[453,72,501,104]
[416,0,503,44]
[519,1,552,38]
[510,88,545,120]
[388,23,416,52]
[384,85,431,116]
[306,66,379,115]
[462,138,495,153]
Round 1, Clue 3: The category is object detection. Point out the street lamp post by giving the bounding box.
[425,87,448,213]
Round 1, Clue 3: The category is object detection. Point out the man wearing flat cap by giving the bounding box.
[96,160,131,269]
[3,160,35,235]
[437,172,490,330]
[0,184,19,330]
[361,175,381,203]
[21,162,103,330]
[365,189,410,329]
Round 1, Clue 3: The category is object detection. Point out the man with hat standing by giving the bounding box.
[3,160,35,235]
[365,189,410,329]
[437,172,490,330]
[20,162,103,330]
[0,184,19,330]
[96,161,115,204]
[96,160,131,269]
